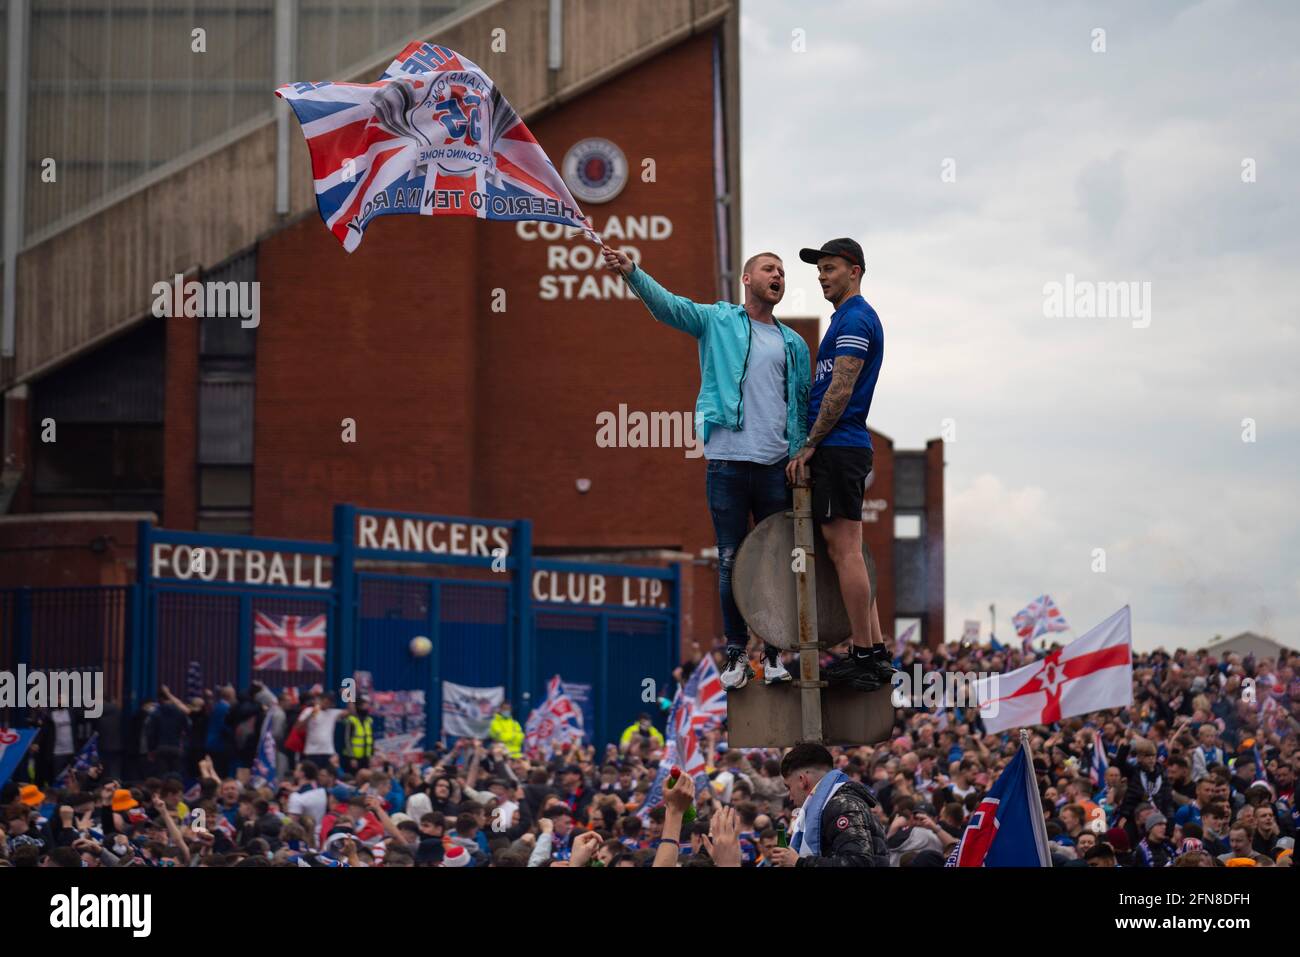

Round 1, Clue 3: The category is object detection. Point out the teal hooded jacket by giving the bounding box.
[625,265,810,457]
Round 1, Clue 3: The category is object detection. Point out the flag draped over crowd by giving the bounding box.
[276,42,598,252]
[1013,594,1070,651]
[0,728,37,789]
[948,733,1052,867]
[975,605,1134,734]
[523,676,584,759]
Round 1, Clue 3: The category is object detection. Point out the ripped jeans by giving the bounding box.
[705,457,790,659]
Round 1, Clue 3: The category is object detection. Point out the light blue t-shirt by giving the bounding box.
[704,318,789,464]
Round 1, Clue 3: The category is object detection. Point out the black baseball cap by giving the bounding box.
[799,238,865,272]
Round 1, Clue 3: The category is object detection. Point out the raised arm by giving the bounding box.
[652,772,695,868]
[601,247,709,339]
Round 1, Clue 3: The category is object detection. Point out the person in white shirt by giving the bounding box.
[286,759,329,841]
[297,693,344,768]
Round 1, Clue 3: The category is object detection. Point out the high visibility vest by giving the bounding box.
[345,714,374,758]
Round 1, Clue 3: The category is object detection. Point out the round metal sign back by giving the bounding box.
[732,511,879,652]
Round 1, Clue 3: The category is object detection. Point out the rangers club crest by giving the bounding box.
[562,138,627,204]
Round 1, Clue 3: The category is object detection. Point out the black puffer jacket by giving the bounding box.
[796,780,890,867]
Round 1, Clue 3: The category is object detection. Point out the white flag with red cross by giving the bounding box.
[974,606,1133,734]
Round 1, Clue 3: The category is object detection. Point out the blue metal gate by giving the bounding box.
[5,505,681,753]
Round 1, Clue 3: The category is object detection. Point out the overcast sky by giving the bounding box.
[741,0,1300,651]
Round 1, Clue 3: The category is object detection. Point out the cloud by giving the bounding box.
[744,0,1300,651]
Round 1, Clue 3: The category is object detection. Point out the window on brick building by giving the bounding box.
[32,322,164,512]
[196,249,257,533]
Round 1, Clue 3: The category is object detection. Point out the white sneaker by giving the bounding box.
[720,650,754,691]
[763,657,793,685]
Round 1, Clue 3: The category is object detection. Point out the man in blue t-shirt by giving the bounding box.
[785,238,893,690]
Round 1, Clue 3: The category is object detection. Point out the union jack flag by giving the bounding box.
[1012,594,1070,651]
[523,675,584,759]
[1089,731,1109,788]
[275,42,597,252]
[674,654,727,784]
[253,613,327,672]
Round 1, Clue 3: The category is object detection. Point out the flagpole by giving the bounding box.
[1020,728,1053,867]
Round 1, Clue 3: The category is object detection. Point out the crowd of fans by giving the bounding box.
[1,638,1296,868]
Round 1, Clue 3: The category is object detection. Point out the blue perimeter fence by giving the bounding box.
[1,504,680,750]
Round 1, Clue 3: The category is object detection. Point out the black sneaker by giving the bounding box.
[862,652,899,685]
[823,654,883,691]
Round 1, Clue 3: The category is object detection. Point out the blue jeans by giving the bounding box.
[705,458,790,657]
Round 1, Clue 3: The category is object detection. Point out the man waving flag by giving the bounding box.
[276,41,597,251]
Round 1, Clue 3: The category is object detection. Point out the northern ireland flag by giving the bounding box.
[975,606,1133,734]
[1013,594,1070,651]
[276,42,597,252]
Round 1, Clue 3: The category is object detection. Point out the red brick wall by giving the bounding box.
[163,302,198,530]
[0,516,142,588]
[254,213,479,538]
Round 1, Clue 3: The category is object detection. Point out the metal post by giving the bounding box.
[15,587,32,725]
[236,594,253,691]
[3,0,31,357]
[547,0,563,71]
[332,504,357,691]
[512,519,534,714]
[135,520,156,705]
[791,479,823,743]
[274,0,297,215]
[428,581,441,742]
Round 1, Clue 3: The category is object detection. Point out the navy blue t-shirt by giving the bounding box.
[807,295,883,448]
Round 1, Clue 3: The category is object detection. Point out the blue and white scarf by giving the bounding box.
[789,769,849,857]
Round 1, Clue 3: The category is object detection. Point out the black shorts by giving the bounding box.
[810,446,873,523]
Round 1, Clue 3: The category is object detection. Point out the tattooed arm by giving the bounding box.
[785,355,863,484]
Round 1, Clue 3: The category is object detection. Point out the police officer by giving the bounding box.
[343,697,374,774]
[767,743,888,867]
[488,701,524,758]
